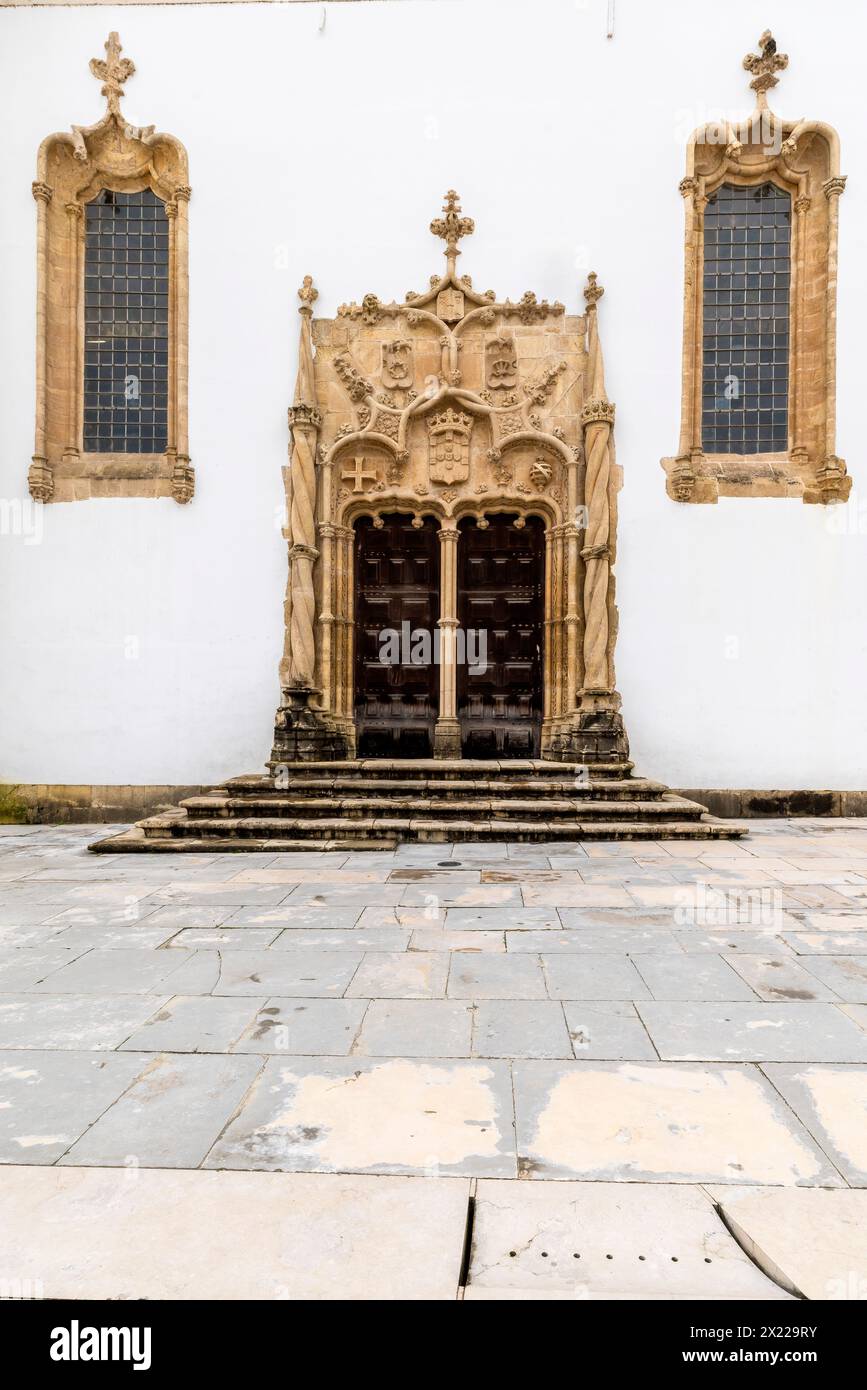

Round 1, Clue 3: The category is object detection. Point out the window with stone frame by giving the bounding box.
[662,31,848,505]
[29,33,193,505]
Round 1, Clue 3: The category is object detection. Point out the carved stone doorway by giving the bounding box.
[458,514,544,758]
[353,513,440,758]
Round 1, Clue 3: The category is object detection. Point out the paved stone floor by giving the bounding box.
[1,818,867,1298]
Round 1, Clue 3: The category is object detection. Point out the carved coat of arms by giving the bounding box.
[428,407,472,484]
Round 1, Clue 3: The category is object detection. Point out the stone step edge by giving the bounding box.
[200,778,669,800]
[254,758,637,780]
[175,796,710,820]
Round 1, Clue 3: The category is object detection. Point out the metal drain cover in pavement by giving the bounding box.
[463,1181,793,1300]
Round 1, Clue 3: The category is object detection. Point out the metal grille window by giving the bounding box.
[701,182,790,454]
[83,188,169,454]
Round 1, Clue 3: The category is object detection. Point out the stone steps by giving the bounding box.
[89,759,745,851]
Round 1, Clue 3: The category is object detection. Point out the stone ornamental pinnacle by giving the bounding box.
[742,30,789,106]
[89,32,136,116]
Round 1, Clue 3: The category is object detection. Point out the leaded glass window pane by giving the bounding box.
[701,182,790,454]
[83,188,169,454]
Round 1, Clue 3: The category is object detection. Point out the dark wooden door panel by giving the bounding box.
[354,514,440,758]
[458,515,544,759]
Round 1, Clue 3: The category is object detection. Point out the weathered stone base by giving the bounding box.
[269,689,354,764]
[544,709,631,765]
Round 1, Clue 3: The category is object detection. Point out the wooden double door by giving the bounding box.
[354,512,544,759]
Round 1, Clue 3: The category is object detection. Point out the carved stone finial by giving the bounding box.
[742,30,788,104]
[90,32,135,117]
[298,275,319,314]
[584,272,604,308]
[430,190,474,260]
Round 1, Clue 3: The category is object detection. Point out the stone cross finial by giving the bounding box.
[298,275,319,315]
[430,190,475,259]
[89,32,135,117]
[743,30,788,104]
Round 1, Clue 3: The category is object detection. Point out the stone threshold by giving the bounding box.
[3,783,867,824]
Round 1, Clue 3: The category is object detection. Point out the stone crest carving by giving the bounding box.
[428,408,471,484]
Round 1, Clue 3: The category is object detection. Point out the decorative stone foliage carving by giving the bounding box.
[663,32,848,504]
[29,33,192,504]
[272,192,627,764]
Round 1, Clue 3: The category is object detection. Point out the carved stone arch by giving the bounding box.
[29,33,192,505]
[273,193,627,765]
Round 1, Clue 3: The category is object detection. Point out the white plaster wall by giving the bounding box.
[0,0,865,789]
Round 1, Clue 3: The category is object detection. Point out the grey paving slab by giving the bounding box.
[51,923,182,950]
[0,946,86,991]
[203,1055,516,1177]
[120,996,265,1053]
[60,1053,264,1168]
[233,999,368,1055]
[762,1065,867,1187]
[557,907,679,930]
[401,884,523,908]
[0,1051,146,1164]
[0,993,170,1049]
[408,928,504,953]
[795,955,867,1002]
[166,927,282,950]
[783,931,867,954]
[637,1001,867,1062]
[512,1061,841,1185]
[563,1001,658,1060]
[271,927,412,952]
[0,923,71,949]
[541,954,650,1001]
[214,949,363,997]
[358,906,433,928]
[444,907,561,930]
[148,884,295,907]
[346,952,449,999]
[725,954,842,1002]
[227,904,365,928]
[42,902,162,928]
[841,1004,867,1033]
[353,1000,473,1058]
[0,1167,470,1301]
[284,884,405,906]
[632,953,757,1002]
[447,954,547,1000]
[467,1181,792,1300]
[473,1001,572,1059]
[28,947,208,995]
[147,906,239,929]
[672,929,795,956]
[506,927,682,954]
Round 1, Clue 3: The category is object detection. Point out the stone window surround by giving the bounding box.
[662,32,848,505]
[28,32,193,505]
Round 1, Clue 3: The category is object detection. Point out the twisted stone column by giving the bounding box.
[285,403,320,689]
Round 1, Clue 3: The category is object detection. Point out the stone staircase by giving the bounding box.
[90,760,745,851]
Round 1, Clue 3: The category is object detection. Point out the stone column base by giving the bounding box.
[270,688,354,764]
[433,718,462,759]
[546,707,631,765]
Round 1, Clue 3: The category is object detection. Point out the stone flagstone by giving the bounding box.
[761,1064,867,1186]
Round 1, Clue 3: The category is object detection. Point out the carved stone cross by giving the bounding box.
[90,32,135,115]
[341,456,378,492]
[430,190,475,259]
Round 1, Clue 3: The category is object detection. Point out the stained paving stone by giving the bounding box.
[141,906,237,929]
[672,929,796,955]
[51,924,182,950]
[401,884,523,908]
[149,883,295,907]
[0,993,171,1050]
[557,907,678,930]
[346,952,449,999]
[792,955,867,1002]
[204,1055,516,1177]
[794,911,867,932]
[473,1001,572,1059]
[512,1061,840,1185]
[636,1001,867,1062]
[783,931,867,954]
[762,1064,867,1186]
[285,884,406,906]
[28,946,218,996]
[466,1181,792,1300]
[710,1186,867,1301]
[631,954,757,1002]
[228,904,365,928]
[0,1167,471,1300]
[506,927,681,954]
[723,953,842,1002]
[233,998,368,1055]
[408,928,504,953]
[271,927,412,951]
[447,954,547,1000]
[214,949,363,997]
[0,1051,145,1164]
[522,884,634,908]
[841,1003,867,1032]
[0,946,87,991]
[444,907,560,930]
[542,954,650,1001]
[166,927,282,950]
[563,1002,658,1060]
[120,996,265,1053]
[0,923,71,948]
[353,1000,473,1058]
[60,1053,264,1168]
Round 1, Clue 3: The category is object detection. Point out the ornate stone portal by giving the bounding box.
[272,192,628,765]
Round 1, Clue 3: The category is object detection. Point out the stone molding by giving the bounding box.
[663,31,849,505]
[29,32,193,505]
